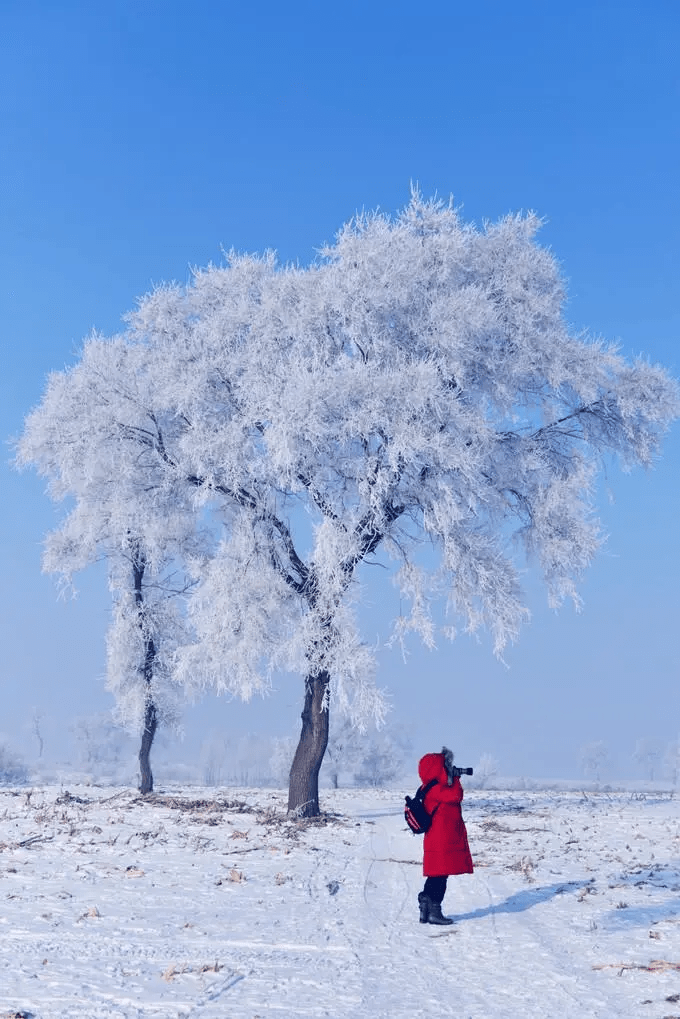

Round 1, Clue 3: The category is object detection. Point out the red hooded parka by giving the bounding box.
[419,752,474,878]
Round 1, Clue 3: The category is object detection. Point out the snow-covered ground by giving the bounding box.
[1,785,680,1018]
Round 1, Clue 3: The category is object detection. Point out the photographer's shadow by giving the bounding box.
[450,880,589,922]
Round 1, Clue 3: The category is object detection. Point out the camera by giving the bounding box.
[451,766,473,777]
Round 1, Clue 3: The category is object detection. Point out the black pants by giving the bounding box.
[423,876,448,904]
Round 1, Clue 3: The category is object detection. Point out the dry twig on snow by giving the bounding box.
[593,959,680,975]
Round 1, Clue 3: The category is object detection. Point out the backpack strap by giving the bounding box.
[421,778,438,798]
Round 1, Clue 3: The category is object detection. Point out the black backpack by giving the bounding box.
[404,778,438,834]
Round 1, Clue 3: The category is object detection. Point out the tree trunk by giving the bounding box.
[137,636,157,792]
[130,539,158,795]
[138,697,157,795]
[288,671,330,817]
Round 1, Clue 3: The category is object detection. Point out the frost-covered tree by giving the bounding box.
[662,740,680,786]
[17,340,200,792]
[0,742,28,786]
[202,731,274,786]
[18,192,678,816]
[476,753,500,789]
[31,708,44,760]
[322,716,366,789]
[106,539,190,792]
[354,725,411,787]
[579,740,609,783]
[71,711,128,774]
[200,731,231,787]
[632,738,663,782]
[269,735,297,790]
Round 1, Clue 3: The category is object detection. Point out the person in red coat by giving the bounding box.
[417,747,473,925]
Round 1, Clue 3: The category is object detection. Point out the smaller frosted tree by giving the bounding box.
[17,339,202,792]
[105,542,191,791]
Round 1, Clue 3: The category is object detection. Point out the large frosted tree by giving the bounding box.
[19,194,678,814]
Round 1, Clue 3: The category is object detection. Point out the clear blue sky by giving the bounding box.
[1,0,678,781]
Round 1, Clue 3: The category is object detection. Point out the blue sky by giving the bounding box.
[1,1,678,780]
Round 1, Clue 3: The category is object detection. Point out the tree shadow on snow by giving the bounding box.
[449,880,589,923]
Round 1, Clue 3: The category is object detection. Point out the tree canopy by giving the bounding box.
[19,193,679,812]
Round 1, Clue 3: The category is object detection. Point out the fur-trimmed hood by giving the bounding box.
[418,747,455,787]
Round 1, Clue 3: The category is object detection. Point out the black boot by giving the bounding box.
[418,892,430,923]
[427,900,454,925]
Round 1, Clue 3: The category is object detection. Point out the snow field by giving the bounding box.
[1,786,680,1018]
